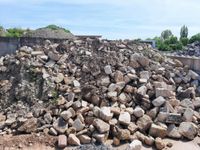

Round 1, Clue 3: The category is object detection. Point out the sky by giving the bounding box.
[0,0,200,39]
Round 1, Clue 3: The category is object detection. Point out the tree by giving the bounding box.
[189,33,200,43]
[180,25,188,38]
[161,29,172,40]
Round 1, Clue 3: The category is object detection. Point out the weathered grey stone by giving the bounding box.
[53,117,68,134]
[149,123,167,138]
[155,137,165,150]
[137,85,147,95]
[188,70,199,80]
[183,108,194,122]
[128,123,138,134]
[166,113,183,124]
[54,73,64,83]
[107,91,117,98]
[178,87,195,99]
[78,135,91,144]
[133,107,144,118]
[60,108,75,121]
[180,99,194,109]
[44,112,52,124]
[167,124,182,139]
[93,133,108,143]
[48,51,61,61]
[18,118,37,133]
[49,127,58,136]
[73,118,85,132]
[68,134,80,146]
[93,119,110,133]
[116,128,131,140]
[152,96,166,107]
[118,112,131,125]
[136,115,153,132]
[99,107,113,121]
[104,65,112,74]
[58,135,67,148]
[193,97,200,108]
[126,140,142,150]
[140,71,150,80]
[73,80,80,87]
[118,93,127,103]
[179,122,198,140]
[156,88,175,98]
[114,70,124,83]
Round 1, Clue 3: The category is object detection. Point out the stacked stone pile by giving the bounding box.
[0,38,200,149]
[174,41,200,57]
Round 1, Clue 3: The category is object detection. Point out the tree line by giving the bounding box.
[152,25,200,51]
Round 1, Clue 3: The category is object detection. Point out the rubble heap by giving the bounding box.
[174,41,200,57]
[0,38,200,149]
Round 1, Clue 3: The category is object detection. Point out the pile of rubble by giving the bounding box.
[0,38,200,150]
[174,41,200,57]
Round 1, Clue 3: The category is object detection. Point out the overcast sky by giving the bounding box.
[0,0,200,39]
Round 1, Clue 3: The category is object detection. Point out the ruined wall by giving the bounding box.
[0,37,19,56]
[166,55,200,72]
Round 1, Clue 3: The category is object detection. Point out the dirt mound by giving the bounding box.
[25,28,75,39]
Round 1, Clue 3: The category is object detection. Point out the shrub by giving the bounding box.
[44,24,70,33]
[6,28,26,37]
[180,37,189,46]
[155,36,183,51]
[180,25,188,38]
[189,33,200,43]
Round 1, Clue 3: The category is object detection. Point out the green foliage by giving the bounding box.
[6,28,26,37]
[0,27,5,36]
[155,36,182,51]
[180,37,189,46]
[44,24,70,33]
[189,33,200,43]
[161,29,172,40]
[180,25,188,38]
[50,90,59,104]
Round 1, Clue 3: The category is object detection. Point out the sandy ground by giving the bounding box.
[0,134,200,150]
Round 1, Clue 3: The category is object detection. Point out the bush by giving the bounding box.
[6,28,26,37]
[180,37,189,46]
[189,33,200,43]
[155,36,182,51]
[44,24,70,33]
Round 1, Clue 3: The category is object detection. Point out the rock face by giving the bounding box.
[0,38,200,148]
